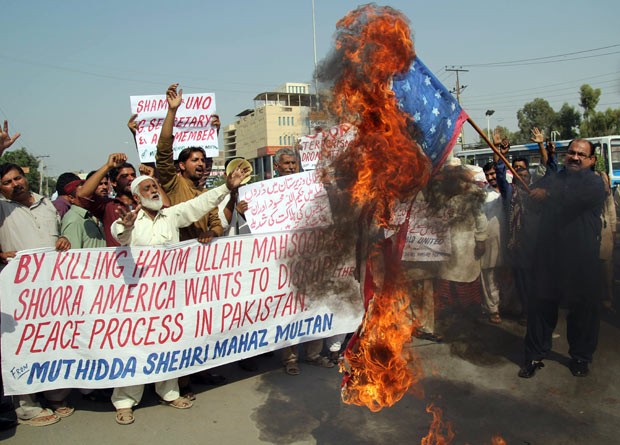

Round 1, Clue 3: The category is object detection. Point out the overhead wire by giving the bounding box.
[461,44,620,67]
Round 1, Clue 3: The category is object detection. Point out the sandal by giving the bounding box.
[161,396,193,409]
[285,361,300,376]
[305,355,335,368]
[47,402,75,418]
[489,313,502,324]
[183,391,196,402]
[329,351,341,365]
[413,330,444,343]
[115,408,134,425]
[180,384,196,401]
[17,408,60,427]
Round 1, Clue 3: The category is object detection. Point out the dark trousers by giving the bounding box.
[0,356,17,428]
[524,297,600,363]
[513,267,532,315]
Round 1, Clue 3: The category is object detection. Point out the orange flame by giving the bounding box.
[341,281,423,411]
[491,435,507,445]
[421,403,455,445]
[321,4,431,229]
[324,4,430,414]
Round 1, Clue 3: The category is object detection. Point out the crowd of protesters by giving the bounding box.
[403,128,615,381]
[0,100,616,429]
[0,84,339,428]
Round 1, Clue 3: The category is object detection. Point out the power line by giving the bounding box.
[461,43,620,67]
[0,53,277,94]
[471,50,620,67]
[465,80,620,106]
[464,72,619,101]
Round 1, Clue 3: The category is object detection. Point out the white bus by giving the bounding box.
[455,135,620,186]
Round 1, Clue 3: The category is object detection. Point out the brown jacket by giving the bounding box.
[156,134,223,240]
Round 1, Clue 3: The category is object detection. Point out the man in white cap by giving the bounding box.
[108,163,249,425]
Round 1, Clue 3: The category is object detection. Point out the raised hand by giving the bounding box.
[211,114,221,135]
[139,163,156,177]
[226,165,251,190]
[530,127,544,144]
[127,113,139,135]
[492,128,502,146]
[0,120,21,155]
[107,153,128,169]
[166,83,183,111]
[115,204,141,228]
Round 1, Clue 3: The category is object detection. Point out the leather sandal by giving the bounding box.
[161,396,193,409]
[489,313,502,324]
[17,408,60,427]
[285,361,300,376]
[115,408,134,425]
[47,401,75,418]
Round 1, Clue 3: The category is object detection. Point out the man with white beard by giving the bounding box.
[109,166,249,425]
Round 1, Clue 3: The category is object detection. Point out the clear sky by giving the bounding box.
[2,0,619,176]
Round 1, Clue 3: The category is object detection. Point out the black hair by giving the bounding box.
[109,163,136,182]
[56,172,81,194]
[178,147,207,164]
[568,139,596,157]
[512,157,529,169]
[0,163,25,179]
[482,161,495,173]
[86,170,107,180]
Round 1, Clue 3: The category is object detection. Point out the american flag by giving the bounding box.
[392,57,468,172]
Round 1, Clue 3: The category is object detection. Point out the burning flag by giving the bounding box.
[392,57,469,172]
[315,4,431,229]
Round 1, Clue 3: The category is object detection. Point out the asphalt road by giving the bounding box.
[1,309,619,445]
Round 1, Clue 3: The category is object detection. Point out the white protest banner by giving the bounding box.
[240,171,333,234]
[130,93,218,163]
[385,198,451,262]
[298,133,323,171]
[322,123,357,161]
[297,124,357,171]
[0,231,361,395]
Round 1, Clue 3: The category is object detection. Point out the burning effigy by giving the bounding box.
[314,4,437,412]
[307,4,487,443]
[306,5,509,443]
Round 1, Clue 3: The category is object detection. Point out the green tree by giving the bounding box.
[580,108,620,137]
[1,147,42,193]
[553,103,581,140]
[516,98,556,142]
[579,84,601,121]
[478,125,519,145]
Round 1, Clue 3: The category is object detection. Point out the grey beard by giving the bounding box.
[140,195,163,211]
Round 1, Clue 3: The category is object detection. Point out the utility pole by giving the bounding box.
[312,0,320,111]
[446,66,468,147]
[36,155,50,196]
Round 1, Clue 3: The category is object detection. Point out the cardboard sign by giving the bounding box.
[130,93,219,163]
[241,171,333,233]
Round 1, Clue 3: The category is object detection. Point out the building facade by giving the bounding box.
[222,82,317,180]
